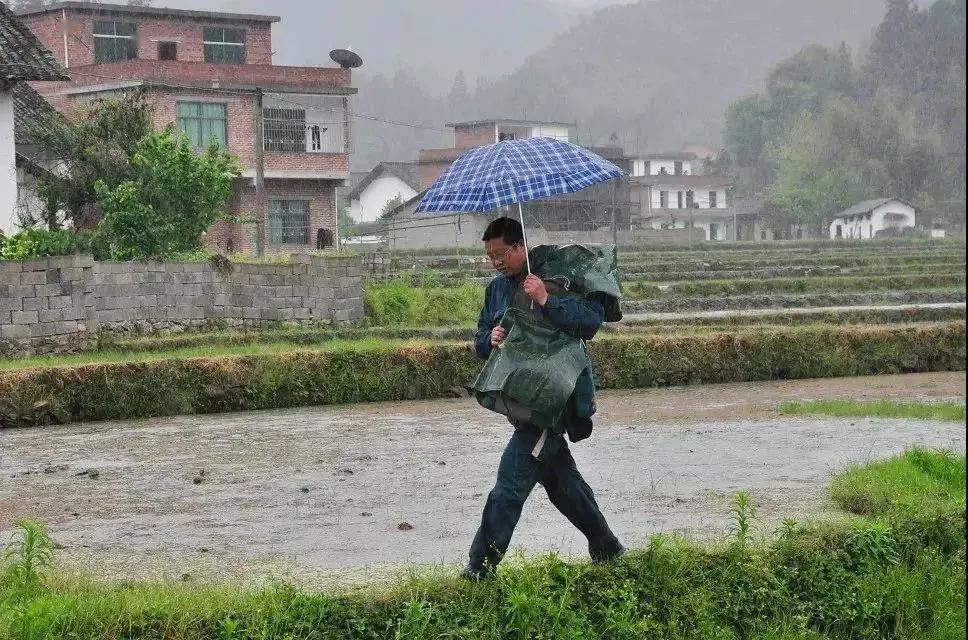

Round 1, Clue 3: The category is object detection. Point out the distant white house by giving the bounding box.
[630,152,738,241]
[346,161,420,224]
[829,198,917,239]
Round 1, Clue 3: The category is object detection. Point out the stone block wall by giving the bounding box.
[0,256,96,354]
[0,254,364,356]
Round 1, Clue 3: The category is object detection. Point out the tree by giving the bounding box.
[337,202,358,238]
[447,70,471,120]
[379,194,404,220]
[94,125,241,259]
[28,91,154,230]
[763,114,859,234]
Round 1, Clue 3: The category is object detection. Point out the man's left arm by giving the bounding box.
[522,274,606,339]
[542,294,605,340]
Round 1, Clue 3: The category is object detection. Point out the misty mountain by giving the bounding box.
[467,0,888,154]
[159,0,887,169]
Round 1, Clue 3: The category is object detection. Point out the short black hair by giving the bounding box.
[482,217,523,245]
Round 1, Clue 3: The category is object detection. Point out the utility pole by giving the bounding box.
[689,205,695,250]
[610,177,619,252]
[254,88,266,257]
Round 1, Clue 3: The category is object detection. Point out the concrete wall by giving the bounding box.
[0,254,364,356]
[0,90,16,235]
[650,188,727,209]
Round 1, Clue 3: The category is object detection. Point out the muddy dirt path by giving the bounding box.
[1,372,964,588]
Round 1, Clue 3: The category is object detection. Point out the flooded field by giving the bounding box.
[1,372,964,588]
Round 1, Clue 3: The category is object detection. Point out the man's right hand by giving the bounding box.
[490,326,508,347]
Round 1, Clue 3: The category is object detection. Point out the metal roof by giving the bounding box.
[0,2,69,82]
[16,1,280,24]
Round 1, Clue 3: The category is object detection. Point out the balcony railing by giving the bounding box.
[263,110,345,154]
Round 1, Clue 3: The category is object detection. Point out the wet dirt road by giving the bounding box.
[1,372,964,588]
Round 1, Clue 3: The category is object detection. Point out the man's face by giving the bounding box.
[484,237,527,277]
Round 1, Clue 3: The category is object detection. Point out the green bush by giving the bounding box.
[1,322,962,428]
[0,229,102,260]
[95,126,241,260]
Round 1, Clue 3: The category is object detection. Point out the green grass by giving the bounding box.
[780,398,966,422]
[658,273,966,298]
[0,337,452,372]
[831,448,967,516]
[1,450,964,639]
[364,279,484,326]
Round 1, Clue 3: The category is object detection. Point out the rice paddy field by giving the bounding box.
[1,239,965,639]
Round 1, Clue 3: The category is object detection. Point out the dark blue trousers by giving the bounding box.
[468,423,622,571]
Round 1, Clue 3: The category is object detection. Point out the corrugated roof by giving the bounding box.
[347,162,421,200]
[16,1,280,24]
[834,198,915,219]
[0,2,69,82]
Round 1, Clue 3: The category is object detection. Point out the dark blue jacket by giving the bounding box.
[474,273,602,423]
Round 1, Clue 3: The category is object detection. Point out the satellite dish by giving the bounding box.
[330,49,363,69]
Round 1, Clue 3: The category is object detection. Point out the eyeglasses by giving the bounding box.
[486,245,520,262]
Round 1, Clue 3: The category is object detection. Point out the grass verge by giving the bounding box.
[1,322,963,428]
[831,448,966,517]
[780,398,966,422]
[0,450,963,639]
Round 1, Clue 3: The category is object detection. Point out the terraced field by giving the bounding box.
[0,239,964,428]
[364,239,966,321]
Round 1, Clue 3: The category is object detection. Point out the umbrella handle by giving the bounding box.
[518,203,531,275]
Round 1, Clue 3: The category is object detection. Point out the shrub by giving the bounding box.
[94,126,241,260]
[0,229,87,260]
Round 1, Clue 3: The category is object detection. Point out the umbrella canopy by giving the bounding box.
[414,137,622,214]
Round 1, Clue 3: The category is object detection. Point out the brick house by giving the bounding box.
[18,1,357,254]
[418,119,575,190]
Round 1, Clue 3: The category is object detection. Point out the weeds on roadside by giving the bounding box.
[1,521,53,598]
[732,491,758,549]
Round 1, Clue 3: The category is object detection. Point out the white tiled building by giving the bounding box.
[829,198,916,239]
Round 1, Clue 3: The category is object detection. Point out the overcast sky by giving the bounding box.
[159,0,629,91]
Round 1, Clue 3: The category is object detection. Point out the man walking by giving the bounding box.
[463,217,625,580]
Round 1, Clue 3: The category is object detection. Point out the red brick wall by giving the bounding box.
[454,123,495,149]
[150,87,256,159]
[22,11,273,67]
[147,89,349,172]
[419,161,451,190]
[58,60,350,90]
[208,179,338,254]
[265,153,349,174]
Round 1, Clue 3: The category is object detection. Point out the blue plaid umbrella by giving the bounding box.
[414,137,622,272]
[415,137,622,213]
